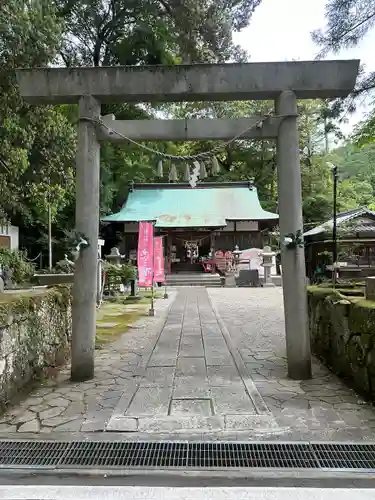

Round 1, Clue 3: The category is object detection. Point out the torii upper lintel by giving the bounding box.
[16,59,359,104]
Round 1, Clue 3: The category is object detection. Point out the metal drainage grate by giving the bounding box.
[1,440,375,470]
[185,443,316,469]
[0,441,68,467]
[312,443,375,469]
[60,442,316,469]
[62,441,189,468]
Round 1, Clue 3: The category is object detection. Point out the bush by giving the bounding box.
[0,249,35,285]
[54,260,74,274]
[104,263,136,292]
[36,260,75,275]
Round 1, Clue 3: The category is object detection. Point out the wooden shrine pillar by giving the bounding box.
[166,232,172,274]
[210,231,216,273]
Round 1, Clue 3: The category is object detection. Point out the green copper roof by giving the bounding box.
[102,183,278,228]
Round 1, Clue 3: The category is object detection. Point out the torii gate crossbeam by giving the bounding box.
[16,60,359,382]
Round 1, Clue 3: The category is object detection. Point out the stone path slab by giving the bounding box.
[106,288,276,434]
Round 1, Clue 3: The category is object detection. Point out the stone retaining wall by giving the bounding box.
[0,287,71,410]
[308,286,375,400]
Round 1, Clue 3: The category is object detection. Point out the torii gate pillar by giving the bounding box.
[275,91,311,380]
[71,96,101,381]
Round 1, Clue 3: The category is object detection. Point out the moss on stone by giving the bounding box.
[307,286,340,299]
[0,285,72,412]
[124,296,150,305]
[0,286,71,327]
[308,286,375,401]
[95,302,148,349]
[353,298,375,309]
[336,288,364,297]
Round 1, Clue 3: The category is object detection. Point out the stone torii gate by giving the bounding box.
[16,60,359,382]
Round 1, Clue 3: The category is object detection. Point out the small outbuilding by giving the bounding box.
[304,208,375,279]
[0,225,19,250]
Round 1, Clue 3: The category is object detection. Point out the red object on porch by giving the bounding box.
[202,260,216,273]
[214,251,226,273]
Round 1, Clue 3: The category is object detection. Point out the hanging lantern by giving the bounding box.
[200,161,207,179]
[184,163,190,182]
[169,163,178,182]
[211,156,220,175]
[156,159,163,177]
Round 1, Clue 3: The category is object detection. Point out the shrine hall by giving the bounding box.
[101,180,278,274]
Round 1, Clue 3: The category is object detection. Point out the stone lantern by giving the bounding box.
[232,245,241,275]
[105,247,124,265]
[261,246,276,287]
[232,245,241,263]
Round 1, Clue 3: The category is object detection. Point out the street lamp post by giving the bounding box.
[332,165,338,268]
[327,162,339,285]
[48,203,52,271]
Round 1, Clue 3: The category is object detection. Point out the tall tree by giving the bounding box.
[0,0,76,259]
[352,103,375,146]
[54,0,261,67]
[50,0,264,233]
[312,0,375,96]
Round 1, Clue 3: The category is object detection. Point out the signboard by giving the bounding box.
[221,221,258,232]
[236,221,259,231]
[137,222,154,287]
[97,239,105,258]
[124,222,139,232]
[153,236,165,283]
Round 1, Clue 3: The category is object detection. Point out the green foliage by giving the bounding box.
[104,263,137,287]
[324,142,375,212]
[54,260,74,274]
[36,259,74,274]
[352,106,375,147]
[0,0,76,262]
[55,0,261,66]
[2,0,375,262]
[0,249,35,284]
[312,0,375,96]
[163,98,373,225]
[312,0,375,55]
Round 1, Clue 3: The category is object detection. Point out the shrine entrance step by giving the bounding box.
[166,273,222,287]
[172,262,203,273]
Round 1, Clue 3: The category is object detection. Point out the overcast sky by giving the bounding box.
[233,0,375,136]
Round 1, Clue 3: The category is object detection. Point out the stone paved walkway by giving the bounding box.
[1,287,375,441]
[0,293,176,437]
[208,288,375,441]
[106,288,277,434]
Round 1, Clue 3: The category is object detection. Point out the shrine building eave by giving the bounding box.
[101,182,278,228]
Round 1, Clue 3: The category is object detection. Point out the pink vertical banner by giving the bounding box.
[153,236,165,283]
[137,222,154,287]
